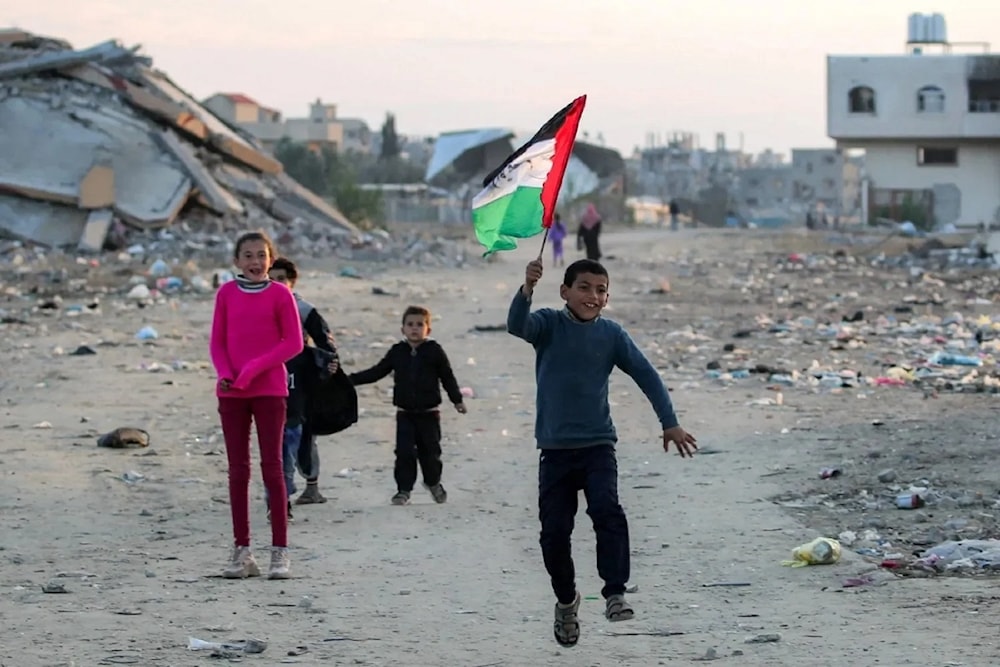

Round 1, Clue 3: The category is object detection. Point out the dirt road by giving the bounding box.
[1,227,996,666]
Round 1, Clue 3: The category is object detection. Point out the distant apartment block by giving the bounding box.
[203,94,372,155]
[827,13,1000,227]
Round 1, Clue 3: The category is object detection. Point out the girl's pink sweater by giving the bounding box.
[209,281,304,398]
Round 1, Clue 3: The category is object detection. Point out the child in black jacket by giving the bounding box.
[350,306,466,505]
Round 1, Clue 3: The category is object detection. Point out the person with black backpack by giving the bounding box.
[268,257,344,506]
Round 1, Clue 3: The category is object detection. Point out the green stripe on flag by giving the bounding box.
[471,186,545,255]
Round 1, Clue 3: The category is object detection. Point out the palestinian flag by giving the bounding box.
[471,95,587,255]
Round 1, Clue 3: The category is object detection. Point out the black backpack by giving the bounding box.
[304,347,358,436]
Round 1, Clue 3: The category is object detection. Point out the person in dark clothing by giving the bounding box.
[268,257,338,506]
[577,203,602,261]
[668,199,680,231]
[349,306,467,506]
[263,347,311,522]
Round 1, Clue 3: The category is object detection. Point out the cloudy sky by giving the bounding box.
[10,1,999,155]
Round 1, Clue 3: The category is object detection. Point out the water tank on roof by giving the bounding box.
[908,12,948,44]
[907,13,926,44]
[929,13,947,43]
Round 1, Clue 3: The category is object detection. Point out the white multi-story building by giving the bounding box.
[827,14,1000,228]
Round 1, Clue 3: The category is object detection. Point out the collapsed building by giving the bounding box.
[0,28,361,253]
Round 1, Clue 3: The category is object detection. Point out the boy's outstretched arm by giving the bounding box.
[434,345,467,413]
[348,349,394,386]
[614,328,698,457]
[507,260,548,344]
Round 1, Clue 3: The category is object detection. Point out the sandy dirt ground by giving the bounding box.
[2,226,999,667]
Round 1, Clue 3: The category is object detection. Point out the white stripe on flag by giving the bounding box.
[472,139,556,209]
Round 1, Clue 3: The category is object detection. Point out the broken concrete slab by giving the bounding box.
[275,172,357,235]
[139,69,281,175]
[0,194,88,247]
[78,209,114,252]
[63,63,210,142]
[156,129,243,216]
[0,96,192,228]
[213,164,277,201]
[78,162,115,209]
[0,39,136,80]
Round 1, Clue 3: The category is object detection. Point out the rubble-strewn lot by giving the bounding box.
[3,225,1000,664]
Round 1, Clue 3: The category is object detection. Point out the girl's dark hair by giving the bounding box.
[233,231,276,259]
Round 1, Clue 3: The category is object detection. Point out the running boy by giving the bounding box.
[507,258,697,647]
[349,306,467,505]
[268,257,338,506]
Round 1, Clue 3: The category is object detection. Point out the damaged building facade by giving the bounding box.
[627,133,862,226]
[828,13,1000,229]
[0,28,359,251]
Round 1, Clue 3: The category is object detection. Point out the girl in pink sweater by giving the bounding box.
[209,231,304,580]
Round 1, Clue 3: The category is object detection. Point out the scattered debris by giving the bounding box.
[97,427,150,449]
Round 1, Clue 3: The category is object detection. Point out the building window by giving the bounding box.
[917,85,945,112]
[848,86,876,113]
[917,147,958,166]
[968,80,1000,113]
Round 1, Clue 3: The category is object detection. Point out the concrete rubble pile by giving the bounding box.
[0,28,363,254]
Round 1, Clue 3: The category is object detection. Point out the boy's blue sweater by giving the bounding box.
[507,289,679,449]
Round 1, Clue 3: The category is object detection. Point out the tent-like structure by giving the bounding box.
[426,127,625,205]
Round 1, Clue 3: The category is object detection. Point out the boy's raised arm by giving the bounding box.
[613,328,679,430]
[507,260,548,344]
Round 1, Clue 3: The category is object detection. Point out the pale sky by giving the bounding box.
[8,1,1000,156]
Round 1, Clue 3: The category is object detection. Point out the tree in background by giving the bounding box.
[273,138,330,196]
[379,112,401,161]
[273,138,383,226]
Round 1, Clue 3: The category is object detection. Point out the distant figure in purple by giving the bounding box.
[549,214,568,267]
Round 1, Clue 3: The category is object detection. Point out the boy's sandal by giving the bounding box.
[553,594,581,647]
[605,595,634,622]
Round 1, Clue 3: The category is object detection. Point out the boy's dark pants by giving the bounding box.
[395,411,443,492]
[538,444,630,604]
[295,422,317,481]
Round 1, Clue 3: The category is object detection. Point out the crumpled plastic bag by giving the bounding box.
[782,537,842,567]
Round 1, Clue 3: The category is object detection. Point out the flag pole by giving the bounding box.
[537,226,550,260]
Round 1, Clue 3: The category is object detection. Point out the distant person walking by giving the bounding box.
[550,213,568,267]
[669,199,680,231]
[577,203,602,261]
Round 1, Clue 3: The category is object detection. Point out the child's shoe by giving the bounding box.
[425,482,448,504]
[390,491,410,506]
[553,592,581,647]
[268,547,291,580]
[604,594,634,622]
[223,546,260,579]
